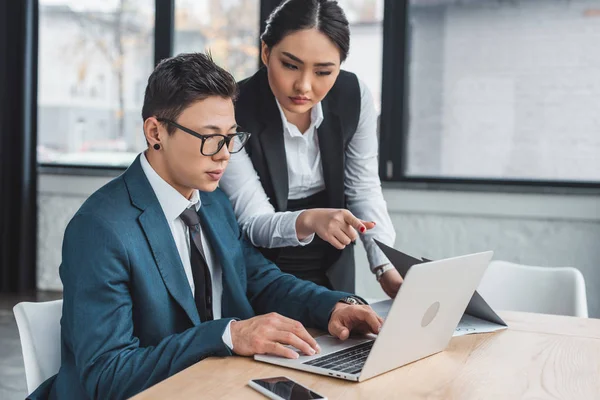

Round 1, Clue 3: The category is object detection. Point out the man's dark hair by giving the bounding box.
[141,52,238,134]
[261,0,350,62]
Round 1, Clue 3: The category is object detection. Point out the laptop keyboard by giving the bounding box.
[303,340,374,375]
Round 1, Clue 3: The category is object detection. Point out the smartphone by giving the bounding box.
[248,376,327,400]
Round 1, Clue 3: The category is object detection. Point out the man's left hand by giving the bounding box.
[328,303,384,340]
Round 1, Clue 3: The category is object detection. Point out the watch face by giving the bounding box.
[346,297,359,305]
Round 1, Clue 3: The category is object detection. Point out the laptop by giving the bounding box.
[254,249,494,382]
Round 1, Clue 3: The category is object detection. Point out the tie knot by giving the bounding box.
[179,207,200,227]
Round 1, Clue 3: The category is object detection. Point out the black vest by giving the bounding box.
[235,68,361,291]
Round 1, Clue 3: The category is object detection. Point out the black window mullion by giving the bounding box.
[258,0,281,68]
[379,0,409,181]
[155,0,174,66]
[0,0,38,292]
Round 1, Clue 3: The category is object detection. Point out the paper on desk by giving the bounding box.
[453,314,507,336]
[371,299,506,337]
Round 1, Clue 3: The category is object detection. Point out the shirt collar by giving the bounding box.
[140,151,201,222]
[275,99,324,138]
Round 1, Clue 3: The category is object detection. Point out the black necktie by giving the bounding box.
[179,208,213,322]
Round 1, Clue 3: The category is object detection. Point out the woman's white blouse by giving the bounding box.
[220,78,396,272]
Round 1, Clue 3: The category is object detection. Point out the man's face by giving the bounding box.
[158,96,237,195]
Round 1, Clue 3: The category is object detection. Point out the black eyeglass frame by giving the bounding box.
[156,118,251,156]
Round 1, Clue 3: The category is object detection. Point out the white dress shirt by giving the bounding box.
[220,79,396,273]
[140,152,233,348]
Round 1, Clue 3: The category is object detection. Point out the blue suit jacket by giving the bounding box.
[30,156,349,400]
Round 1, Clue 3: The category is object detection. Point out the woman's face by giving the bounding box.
[262,28,342,118]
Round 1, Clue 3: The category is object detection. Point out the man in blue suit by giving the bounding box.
[29,53,383,399]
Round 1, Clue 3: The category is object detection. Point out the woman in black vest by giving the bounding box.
[220,0,402,297]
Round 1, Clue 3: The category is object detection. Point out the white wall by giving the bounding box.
[353,188,600,318]
[38,173,600,317]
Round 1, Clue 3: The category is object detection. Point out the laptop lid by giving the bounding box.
[375,240,506,328]
[359,250,494,381]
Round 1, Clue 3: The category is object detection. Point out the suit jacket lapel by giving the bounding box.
[317,99,345,208]
[257,69,289,212]
[258,122,289,212]
[124,156,200,326]
[197,193,254,319]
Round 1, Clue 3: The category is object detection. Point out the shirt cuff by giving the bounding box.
[288,210,315,246]
[366,242,393,274]
[222,320,234,350]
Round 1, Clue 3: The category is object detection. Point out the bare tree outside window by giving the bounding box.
[174,0,260,81]
[38,0,154,166]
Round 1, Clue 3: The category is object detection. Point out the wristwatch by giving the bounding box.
[374,264,395,282]
[338,296,367,306]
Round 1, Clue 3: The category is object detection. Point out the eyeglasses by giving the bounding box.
[156,118,251,156]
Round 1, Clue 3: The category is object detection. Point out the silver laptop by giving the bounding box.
[254,250,494,382]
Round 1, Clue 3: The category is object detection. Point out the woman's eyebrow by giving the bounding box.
[282,51,336,67]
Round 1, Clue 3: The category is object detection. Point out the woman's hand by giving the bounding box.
[296,208,375,249]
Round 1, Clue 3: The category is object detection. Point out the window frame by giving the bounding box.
[37,0,172,172]
[378,0,600,191]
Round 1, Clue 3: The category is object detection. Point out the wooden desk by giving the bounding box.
[132,312,600,400]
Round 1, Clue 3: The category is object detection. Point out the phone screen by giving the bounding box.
[251,376,325,400]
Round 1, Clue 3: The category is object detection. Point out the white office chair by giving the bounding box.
[13,299,63,395]
[478,261,588,318]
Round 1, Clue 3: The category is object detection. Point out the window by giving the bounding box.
[36,0,598,185]
[174,0,260,81]
[337,0,385,113]
[38,0,155,167]
[405,0,600,182]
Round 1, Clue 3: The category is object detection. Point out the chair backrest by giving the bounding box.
[478,261,588,318]
[13,299,63,394]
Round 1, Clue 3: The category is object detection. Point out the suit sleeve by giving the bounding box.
[220,148,314,248]
[60,213,234,400]
[240,235,351,331]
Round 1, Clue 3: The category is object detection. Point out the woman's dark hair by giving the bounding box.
[261,0,350,62]
[141,52,237,134]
